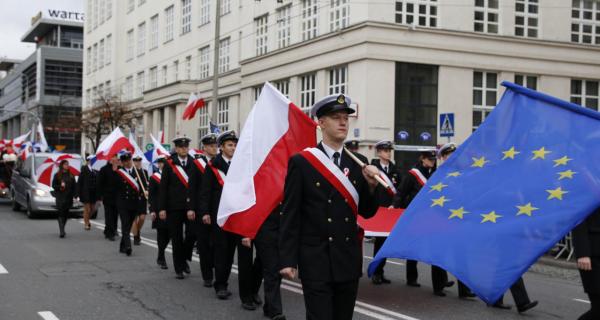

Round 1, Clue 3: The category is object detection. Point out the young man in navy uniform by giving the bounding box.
[115,150,142,256]
[279,94,380,320]
[149,155,169,269]
[158,136,196,279]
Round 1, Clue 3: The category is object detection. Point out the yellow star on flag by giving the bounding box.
[447,171,461,177]
[430,182,448,192]
[516,203,539,217]
[431,196,450,207]
[553,156,573,167]
[481,211,502,223]
[502,147,520,160]
[471,156,489,168]
[557,170,577,180]
[532,147,551,160]
[546,187,568,200]
[449,207,469,220]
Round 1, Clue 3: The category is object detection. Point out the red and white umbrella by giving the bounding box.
[35,154,81,187]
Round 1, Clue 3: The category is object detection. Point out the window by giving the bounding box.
[253,86,263,102]
[200,0,210,25]
[514,74,538,90]
[474,0,499,34]
[395,1,438,27]
[99,39,105,68]
[302,0,319,41]
[571,79,599,110]
[300,73,316,116]
[106,0,112,20]
[99,0,105,24]
[277,5,291,48]
[328,66,348,95]
[197,107,210,139]
[126,29,134,61]
[162,65,168,85]
[127,0,135,13]
[255,15,268,56]
[472,71,498,131]
[136,71,145,97]
[87,0,92,32]
[44,60,83,97]
[185,56,192,80]
[105,80,111,97]
[105,34,112,65]
[571,0,600,44]
[92,86,97,105]
[182,0,192,35]
[150,15,159,50]
[93,0,98,29]
[274,79,290,98]
[198,46,210,79]
[220,0,231,16]
[149,67,158,89]
[86,89,91,107]
[98,84,104,101]
[219,38,230,73]
[515,0,538,38]
[173,60,179,81]
[125,76,134,100]
[86,47,91,74]
[217,98,230,131]
[137,22,146,56]
[330,0,350,32]
[93,43,98,71]
[165,5,174,42]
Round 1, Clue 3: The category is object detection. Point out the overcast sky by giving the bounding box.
[0,0,83,60]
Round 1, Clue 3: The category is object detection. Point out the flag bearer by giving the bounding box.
[115,150,142,256]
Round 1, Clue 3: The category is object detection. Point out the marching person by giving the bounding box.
[97,154,120,241]
[149,155,169,269]
[491,277,538,313]
[52,160,77,238]
[115,150,142,256]
[573,208,600,320]
[370,140,401,285]
[159,136,196,279]
[279,94,379,320]
[187,133,218,287]
[131,155,149,245]
[393,150,455,296]
[78,155,98,231]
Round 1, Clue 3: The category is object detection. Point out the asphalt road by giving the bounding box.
[0,203,591,320]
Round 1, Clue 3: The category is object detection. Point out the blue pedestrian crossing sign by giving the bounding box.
[440,113,455,137]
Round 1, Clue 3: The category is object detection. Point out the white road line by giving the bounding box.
[573,298,591,304]
[81,219,419,320]
[38,311,60,320]
[364,255,405,266]
[0,263,8,274]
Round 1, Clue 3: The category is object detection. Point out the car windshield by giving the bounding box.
[32,155,50,176]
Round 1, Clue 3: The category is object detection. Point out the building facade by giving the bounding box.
[83,0,600,165]
[0,10,84,153]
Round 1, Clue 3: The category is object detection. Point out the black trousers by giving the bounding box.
[457,280,472,297]
[255,226,283,317]
[579,294,600,320]
[156,227,170,262]
[103,201,118,237]
[237,243,263,303]
[406,260,448,292]
[372,237,387,276]
[196,222,214,281]
[167,210,196,274]
[212,226,237,291]
[118,207,137,251]
[495,277,531,307]
[57,203,70,233]
[301,279,359,320]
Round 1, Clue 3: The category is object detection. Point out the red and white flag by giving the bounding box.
[36,154,81,187]
[182,93,206,120]
[128,132,151,171]
[217,82,317,238]
[92,128,134,170]
[0,131,31,152]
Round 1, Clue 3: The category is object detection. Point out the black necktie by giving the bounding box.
[227,161,231,166]
[333,152,341,169]
[383,166,388,174]
[182,160,186,167]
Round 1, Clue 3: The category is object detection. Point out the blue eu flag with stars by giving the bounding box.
[368,82,600,304]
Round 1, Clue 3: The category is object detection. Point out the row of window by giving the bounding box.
[87,0,112,32]
[86,35,112,74]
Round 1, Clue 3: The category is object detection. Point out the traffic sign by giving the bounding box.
[145,143,153,151]
[440,113,455,137]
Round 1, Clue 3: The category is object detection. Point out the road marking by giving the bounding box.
[81,219,419,320]
[38,311,59,320]
[364,255,405,266]
[573,298,590,304]
[0,263,8,274]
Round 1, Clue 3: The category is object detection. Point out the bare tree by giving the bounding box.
[81,93,135,152]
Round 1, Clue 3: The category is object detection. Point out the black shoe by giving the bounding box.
[380,275,392,284]
[216,289,231,300]
[271,315,286,320]
[459,292,477,299]
[59,232,66,238]
[241,301,257,311]
[445,281,455,288]
[157,259,168,269]
[108,236,116,241]
[126,248,132,256]
[372,274,383,285]
[203,279,213,288]
[133,236,141,245]
[407,281,421,287]
[175,273,185,279]
[433,291,446,297]
[517,301,538,314]
[252,293,262,306]
[183,263,191,274]
[491,302,512,310]
[119,248,126,253]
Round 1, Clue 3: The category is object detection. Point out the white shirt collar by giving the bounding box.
[321,142,344,160]
[178,156,187,164]
[221,154,232,163]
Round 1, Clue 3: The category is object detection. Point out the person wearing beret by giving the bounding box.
[149,155,170,269]
[115,150,142,256]
[572,208,600,319]
[279,93,379,320]
[158,136,196,279]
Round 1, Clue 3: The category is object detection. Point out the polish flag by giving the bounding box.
[150,133,170,162]
[92,128,134,170]
[36,154,82,187]
[182,93,206,120]
[0,131,31,152]
[217,82,317,238]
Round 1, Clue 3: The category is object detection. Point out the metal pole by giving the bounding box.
[210,0,222,124]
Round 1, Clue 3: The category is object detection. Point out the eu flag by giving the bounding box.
[368,82,600,304]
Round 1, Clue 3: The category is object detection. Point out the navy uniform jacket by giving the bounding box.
[371,159,401,207]
[115,167,142,210]
[198,154,229,221]
[573,208,600,294]
[158,155,194,212]
[133,167,149,212]
[149,171,168,229]
[187,155,210,213]
[393,163,434,209]
[96,163,119,205]
[77,165,97,203]
[279,143,378,283]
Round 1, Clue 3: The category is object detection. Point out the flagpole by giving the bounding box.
[343,147,393,192]
[133,167,148,199]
